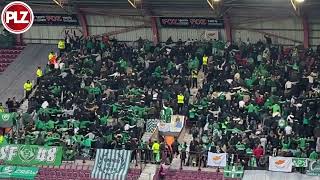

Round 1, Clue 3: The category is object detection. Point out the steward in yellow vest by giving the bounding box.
[177,94,184,104]
[58,40,65,50]
[36,67,43,78]
[202,55,208,74]
[48,52,55,61]
[177,93,184,114]
[203,55,208,65]
[152,141,160,162]
[24,80,32,99]
[58,40,65,57]
[36,67,43,84]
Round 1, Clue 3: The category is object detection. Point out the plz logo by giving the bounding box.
[1,1,34,34]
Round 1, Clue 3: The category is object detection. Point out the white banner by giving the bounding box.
[207,152,227,167]
[158,115,185,133]
[170,115,184,132]
[269,156,293,172]
[205,30,219,40]
[158,122,170,132]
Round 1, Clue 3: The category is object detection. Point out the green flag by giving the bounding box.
[0,144,63,166]
[0,165,39,180]
[292,158,308,167]
[224,165,244,178]
[0,112,16,128]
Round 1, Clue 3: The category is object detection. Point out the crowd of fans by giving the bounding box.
[1,31,319,172]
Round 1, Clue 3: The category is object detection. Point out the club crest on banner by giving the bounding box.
[2,114,10,121]
[18,145,36,162]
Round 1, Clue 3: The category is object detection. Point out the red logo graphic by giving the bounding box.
[1,1,34,34]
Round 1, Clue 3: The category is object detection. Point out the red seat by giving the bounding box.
[73,172,79,178]
[55,170,62,177]
[67,171,74,177]
[44,170,50,176]
[84,172,90,177]
[50,171,57,177]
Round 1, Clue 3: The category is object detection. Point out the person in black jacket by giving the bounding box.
[5,98,13,112]
[172,138,180,157]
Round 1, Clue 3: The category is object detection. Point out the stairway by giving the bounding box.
[138,164,158,180]
[182,133,193,150]
[0,44,56,102]
[0,46,25,73]
[142,132,154,142]
[169,69,206,169]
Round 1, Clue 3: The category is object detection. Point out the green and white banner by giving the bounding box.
[0,165,39,179]
[224,165,244,178]
[0,112,17,128]
[307,160,320,176]
[0,144,62,166]
[292,158,308,167]
[91,149,131,180]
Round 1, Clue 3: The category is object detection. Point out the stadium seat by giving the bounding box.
[0,46,24,72]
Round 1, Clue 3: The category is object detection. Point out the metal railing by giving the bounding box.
[130,148,312,174]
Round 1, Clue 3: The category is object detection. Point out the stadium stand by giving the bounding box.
[0,1,320,180]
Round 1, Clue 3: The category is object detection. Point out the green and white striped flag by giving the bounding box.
[91,149,132,180]
[292,158,308,167]
[146,119,159,133]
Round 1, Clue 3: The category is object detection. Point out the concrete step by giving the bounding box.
[183,133,193,145]
[170,157,181,170]
[138,164,158,180]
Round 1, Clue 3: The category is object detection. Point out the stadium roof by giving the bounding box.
[20,0,320,18]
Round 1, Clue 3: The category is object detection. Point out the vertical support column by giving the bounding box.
[77,11,89,37]
[16,34,22,45]
[224,15,232,42]
[151,17,159,45]
[302,15,309,49]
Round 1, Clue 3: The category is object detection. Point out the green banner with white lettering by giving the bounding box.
[0,144,62,166]
[0,165,38,180]
[307,160,320,176]
[292,158,308,167]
